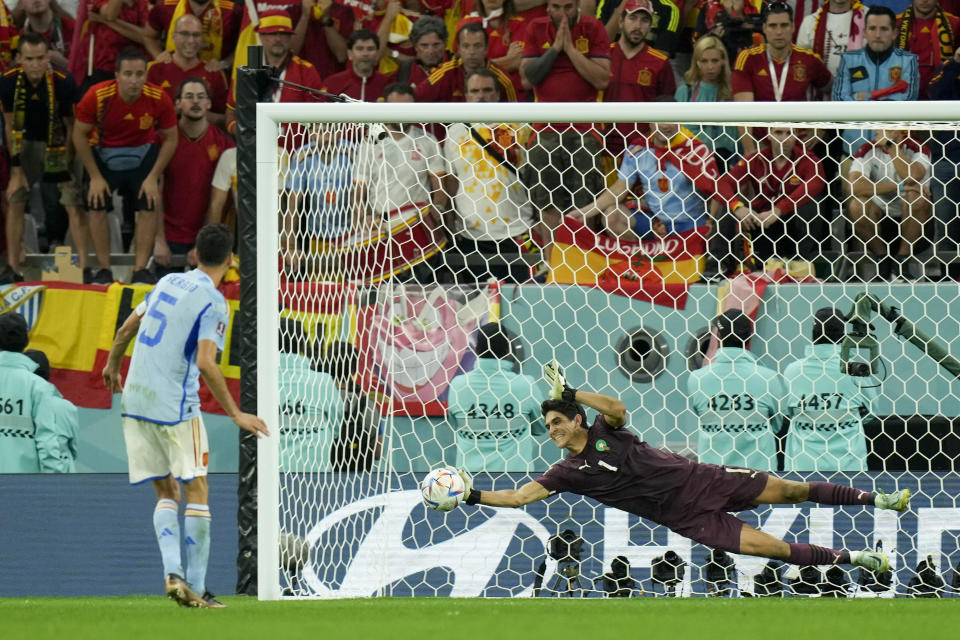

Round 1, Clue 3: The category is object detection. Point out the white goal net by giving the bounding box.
[256,101,960,600]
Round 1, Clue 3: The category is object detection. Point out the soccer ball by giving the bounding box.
[420,467,465,512]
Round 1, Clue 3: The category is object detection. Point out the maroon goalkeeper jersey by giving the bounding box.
[535,415,698,524]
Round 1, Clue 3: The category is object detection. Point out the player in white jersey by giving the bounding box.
[102,224,270,608]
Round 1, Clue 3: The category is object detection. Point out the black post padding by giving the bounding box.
[235,46,273,596]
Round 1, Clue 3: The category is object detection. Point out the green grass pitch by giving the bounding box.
[3,597,960,640]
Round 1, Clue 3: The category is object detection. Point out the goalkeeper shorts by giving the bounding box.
[122,416,209,485]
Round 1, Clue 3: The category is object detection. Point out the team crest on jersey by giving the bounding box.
[596,439,609,452]
[139,114,154,130]
[207,145,220,162]
[889,66,902,82]
[576,36,589,54]
[636,68,653,86]
[791,64,806,82]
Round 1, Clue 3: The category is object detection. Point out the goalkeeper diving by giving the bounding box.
[443,361,909,571]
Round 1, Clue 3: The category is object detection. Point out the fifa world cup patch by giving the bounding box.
[216,320,226,338]
[596,439,610,452]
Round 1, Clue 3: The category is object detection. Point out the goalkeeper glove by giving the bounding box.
[457,469,473,494]
[545,360,578,402]
[457,469,483,506]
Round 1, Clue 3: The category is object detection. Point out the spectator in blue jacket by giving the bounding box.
[833,5,920,154]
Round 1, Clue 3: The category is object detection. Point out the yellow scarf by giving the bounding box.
[898,5,954,62]
[165,0,224,61]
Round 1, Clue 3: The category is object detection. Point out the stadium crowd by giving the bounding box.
[0,0,958,286]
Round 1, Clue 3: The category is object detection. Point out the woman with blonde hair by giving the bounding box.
[674,35,739,170]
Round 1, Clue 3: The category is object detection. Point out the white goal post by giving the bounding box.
[256,100,960,601]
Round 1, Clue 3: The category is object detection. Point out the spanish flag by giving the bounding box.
[547,220,702,308]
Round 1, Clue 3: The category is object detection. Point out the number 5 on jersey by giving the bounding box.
[138,292,179,347]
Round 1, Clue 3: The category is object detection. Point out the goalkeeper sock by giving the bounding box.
[807,482,874,506]
[184,503,211,594]
[788,543,849,566]
[153,499,183,578]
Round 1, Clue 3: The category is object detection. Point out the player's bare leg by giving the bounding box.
[738,522,889,572]
[751,475,910,511]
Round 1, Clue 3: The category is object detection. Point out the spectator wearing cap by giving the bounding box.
[447,322,548,472]
[225,9,325,137]
[687,310,786,471]
[321,30,393,102]
[595,0,684,58]
[782,307,877,472]
[415,19,522,102]
[0,312,76,472]
[603,0,676,155]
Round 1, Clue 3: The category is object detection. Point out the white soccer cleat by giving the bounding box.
[875,488,911,511]
[850,550,890,573]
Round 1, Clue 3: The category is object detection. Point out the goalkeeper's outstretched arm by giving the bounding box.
[472,480,551,508]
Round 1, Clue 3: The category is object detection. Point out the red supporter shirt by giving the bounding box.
[522,15,609,102]
[163,123,235,244]
[487,15,529,60]
[605,42,676,103]
[91,0,150,73]
[298,3,354,78]
[147,59,229,113]
[415,58,520,102]
[897,13,960,98]
[723,143,826,215]
[76,80,177,147]
[322,66,392,102]
[148,0,243,59]
[22,15,76,59]
[732,44,832,101]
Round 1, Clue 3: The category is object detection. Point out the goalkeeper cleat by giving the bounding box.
[875,488,911,511]
[850,550,890,574]
[165,573,208,608]
[201,591,227,608]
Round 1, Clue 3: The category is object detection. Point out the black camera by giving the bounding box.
[704,549,735,597]
[651,550,685,596]
[715,11,763,58]
[908,555,946,598]
[598,555,635,598]
[548,529,585,564]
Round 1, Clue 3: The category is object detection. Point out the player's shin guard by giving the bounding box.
[806,482,874,506]
[788,543,850,566]
[184,503,211,595]
[153,499,183,577]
